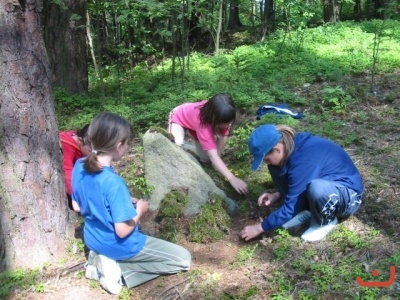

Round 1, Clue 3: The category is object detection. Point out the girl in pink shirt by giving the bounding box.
[168,93,248,195]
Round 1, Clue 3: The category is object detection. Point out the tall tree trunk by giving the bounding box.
[228,0,243,29]
[42,0,88,95]
[215,0,224,54]
[86,11,99,78]
[323,0,340,23]
[353,0,362,20]
[261,0,275,38]
[0,0,68,271]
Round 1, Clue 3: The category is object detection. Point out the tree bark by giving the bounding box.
[228,0,243,29]
[42,0,88,94]
[323,0,340,23]
[0,0,68,271]
[215,0,224,54]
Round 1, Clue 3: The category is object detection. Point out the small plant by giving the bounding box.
[119,163,155,198]
[118,287,136,299]
[233,244,258,266]
[273,229,295,260]
[0,268,39,297]
[35,283,45,293]
[66,238,86,256]
[329,224,379,249]
[322,86,352,112]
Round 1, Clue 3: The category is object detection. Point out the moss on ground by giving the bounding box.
[188,194,231,243]
[157,189,188,242]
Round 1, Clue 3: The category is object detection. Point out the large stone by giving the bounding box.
[143,130,237,216]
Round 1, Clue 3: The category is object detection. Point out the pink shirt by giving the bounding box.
[170,100,230,151]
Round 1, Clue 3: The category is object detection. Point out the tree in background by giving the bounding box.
[323,0,340,22]
[228,0,244,29]
[0,0,69,271]
[43,0,88,94]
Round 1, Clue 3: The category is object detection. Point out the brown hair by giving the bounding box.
[84,112,133,173]
[199,93,236,135]
[275,125,296,166]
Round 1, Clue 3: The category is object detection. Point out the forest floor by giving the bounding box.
[8,72,400,299]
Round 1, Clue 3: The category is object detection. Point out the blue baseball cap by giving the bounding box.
[248,125,282,171]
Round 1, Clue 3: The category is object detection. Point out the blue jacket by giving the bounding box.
[261,132,364,232]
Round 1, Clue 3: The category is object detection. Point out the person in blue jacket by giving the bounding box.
[239,124,363,242]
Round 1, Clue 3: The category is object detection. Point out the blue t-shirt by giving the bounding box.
[72,159,146,260]
[261,132,364,232]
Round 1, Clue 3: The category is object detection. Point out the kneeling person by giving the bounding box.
[239,124,363,242]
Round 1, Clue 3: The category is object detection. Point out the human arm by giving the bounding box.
[207,149,248,194]
[71,199,81,213]
[216,135,228,156]
[114,199,149,238]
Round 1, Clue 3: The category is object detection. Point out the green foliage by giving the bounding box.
[0,268,39,297]
[118,287,136,300]
[329,224,379,249]
[188,195,232,243]
[233,244,258,266]
[66,238,86,257]
[220,286,259,299]
[157,190,188,219]
[52,20,400,299]
[322,86,352,112]
[157,190,188,242]
[228,124,254,160]
[273,229,297,260]
[119,163,154,198]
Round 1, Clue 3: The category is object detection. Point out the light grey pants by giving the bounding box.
[118,236,192,288]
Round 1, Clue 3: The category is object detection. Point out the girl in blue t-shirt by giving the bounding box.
[72,112,191,295]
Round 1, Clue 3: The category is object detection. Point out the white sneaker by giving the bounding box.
[282,211,311,228]
[85,251,99,281]
[85,263,99,281]
[95,255,122,295]
[301,217,339,242]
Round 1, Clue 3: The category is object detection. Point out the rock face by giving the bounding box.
[143,130,237,216]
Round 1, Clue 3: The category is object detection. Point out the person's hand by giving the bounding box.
[258,192,280,207]
[239,223,264,241]
[135,199,149,215]
[228,176,248,195]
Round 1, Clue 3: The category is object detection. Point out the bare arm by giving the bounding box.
[72,199,81,213]
[216,135,228,156]
[207,149,248,194]
[114,199,149,238]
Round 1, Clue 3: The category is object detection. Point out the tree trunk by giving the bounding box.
[42,0,88,94]
[228,0,243,29]
[323,0,340,23]
[353,0,362,20]
[261,0,275,37]
[0,0,68,271]
[215,0,224,54]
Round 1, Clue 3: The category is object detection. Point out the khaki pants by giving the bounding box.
[119,236,191,288]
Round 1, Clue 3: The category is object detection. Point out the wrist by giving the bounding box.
[258,223,264,233]
[227,175,235,181]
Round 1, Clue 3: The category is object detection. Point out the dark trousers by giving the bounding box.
[306,179,362,225]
